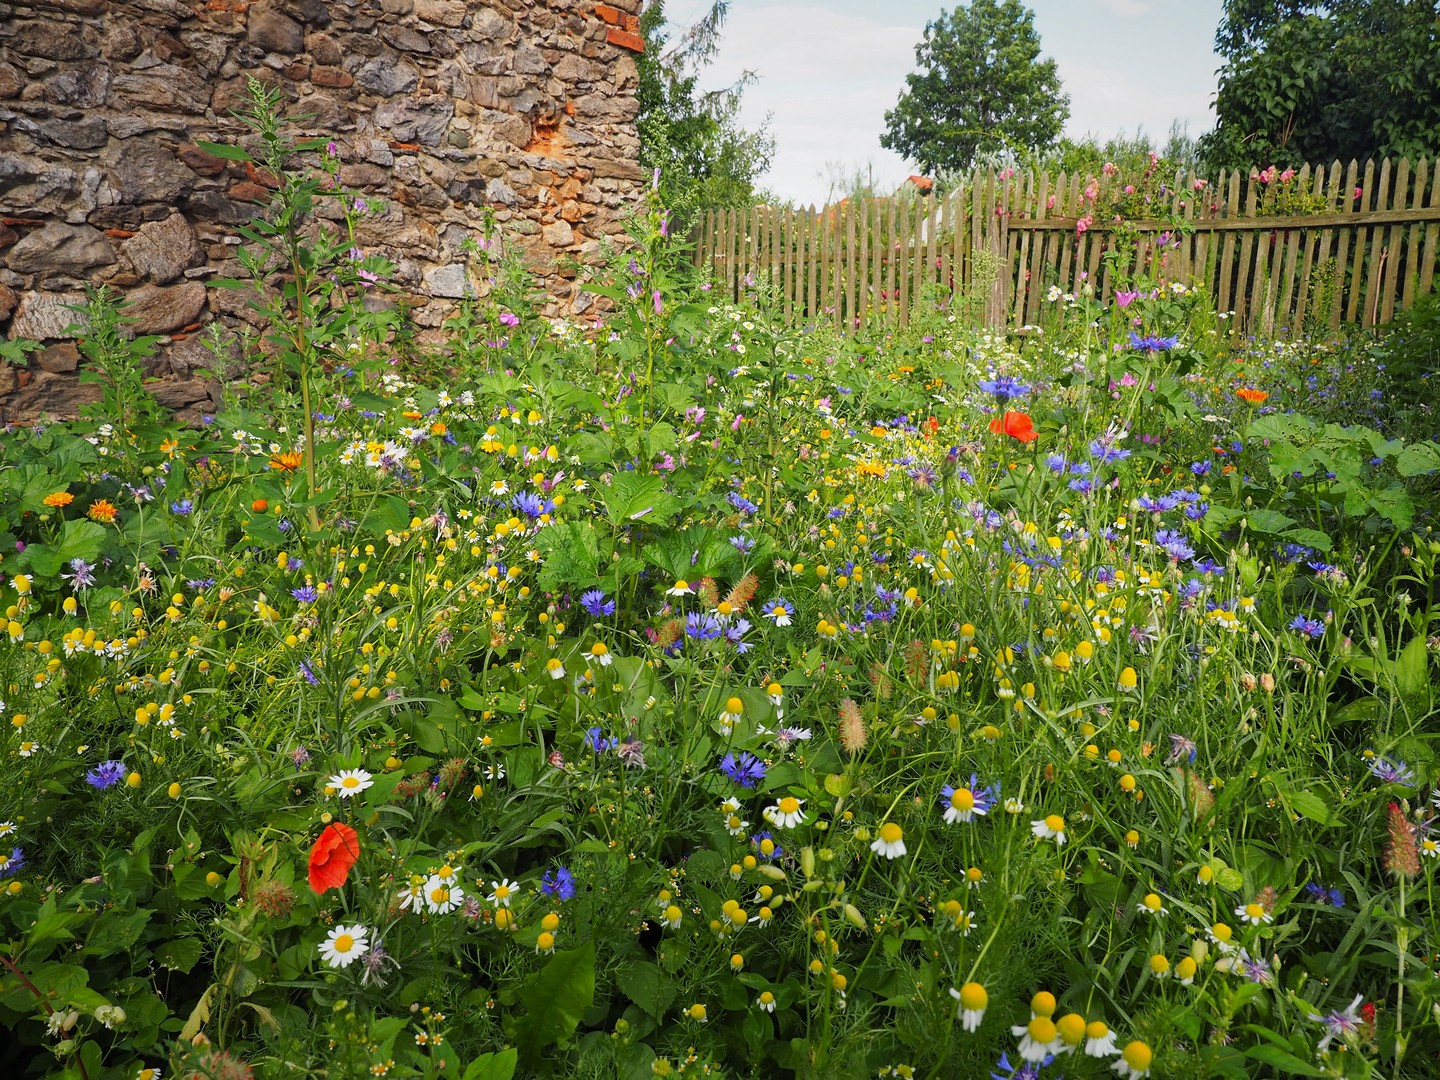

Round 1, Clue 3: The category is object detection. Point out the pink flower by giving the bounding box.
[1115,290,1139,309]
[1279,169,1295,182]
[1123,185,1135,195]
[1193,179,1207,190]
[1075,214,1093,235]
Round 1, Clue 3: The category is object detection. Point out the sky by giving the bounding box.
[662,0,1227,206]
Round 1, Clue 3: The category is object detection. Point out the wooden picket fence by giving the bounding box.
[692,157,1440,334]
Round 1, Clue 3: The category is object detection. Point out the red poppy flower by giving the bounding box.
[989,410,1038,443]
[308,822,359,894]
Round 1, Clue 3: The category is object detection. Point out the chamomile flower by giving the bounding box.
[870,821,906,859]
[662,904,683,929]
[1055,1013,1087,1053]
[1112,1040,1153,1078]
[939,775,995,824]
[488,878,519,908]
[1085,1020,1119,1057]
[1136,892,1167,917]
[1235,901,1273,926]
[1031,814,1067,845]
[761,598,794,627]
[665,580,693,597]
[0,821,14,839]
[1012,1015,1061,1062]
[545,657,565,680]
[328,769,374,798]
[756,990,776,1012]
[318,924,370,968]
[396,874,427,912]
[764,796,806,829]
[423,875,464,915]
[950,981,987,1031]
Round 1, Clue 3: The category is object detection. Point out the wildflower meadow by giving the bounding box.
[3,88,1440,1080]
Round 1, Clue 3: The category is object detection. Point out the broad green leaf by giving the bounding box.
[461,1048,518,1080]
[1395,633,1430,699]
[614,959,675,1019]
[1243,1045,1325,1076]
[514,944,596,1058]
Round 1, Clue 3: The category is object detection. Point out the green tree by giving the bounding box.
[636,1,775,224]
[880,0,1069,176]
[1200,0,1440,171]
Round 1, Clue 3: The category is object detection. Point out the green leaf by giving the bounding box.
[155,937,204,974]
[1243,508,1296,534]
[1279,788,1336,827]
[1395,632,1430,699]
[614,959,676,1019]
[194,141,252,161]
[514,944,596,1059]
[1396,441,1440,477]
[600,473,677,526]
[1243,1044,1325,1076]
[1280,527,1332,552]
[461,1048,518,1080]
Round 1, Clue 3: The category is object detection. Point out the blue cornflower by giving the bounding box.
[1129,331,1180,352]
[285,556,304,571]
[1154,529,1195,562]
[1367,754,1415,786]
[1183,501,1209,521]
[85,761,126,790]
[720,751,767,789]
[187,577,216,590]
[724,618,753,653]
[579,589,615,618]
[1044,453,1067,473]
[990,1052,1050,1080]
[541,865,576,901]
[1089,439,1131,464]
[170,499,194,516]
[1303,881,1345,907]
[684,612,722,640]
[1191,460,1212,476]
[291,585,318,603]
[300,661,320,686]
[512,491,551,518]
[727,491,759,514]
[0,847,22,878]
[1289,615,1325,639]
[730,535,755,555]
[977,375,1031,402]
[585,728,616,754]
[1165,733,1197,765]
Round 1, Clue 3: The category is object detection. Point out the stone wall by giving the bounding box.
[0,0,645,422]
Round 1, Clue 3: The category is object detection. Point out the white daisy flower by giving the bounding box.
[318,924,370,968]
[869,822,907,859]
[328,769,374,798]
[423,875,464,915]
[488,878,519,908]
[764,796,806,829]
[1030,814,1067,845]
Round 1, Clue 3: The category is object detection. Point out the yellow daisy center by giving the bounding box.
[334,934,354,952]
[951,788,975,811]
[879,822,903,843]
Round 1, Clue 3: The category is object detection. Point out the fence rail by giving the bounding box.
[692,157,1440,334]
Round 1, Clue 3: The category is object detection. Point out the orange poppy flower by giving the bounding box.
[1235,388,1268,405]
[989,410,1038,443]
[87,499,118,523]
[269,450,304,472]
[308,822,360,894]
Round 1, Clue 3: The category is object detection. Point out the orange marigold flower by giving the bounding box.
[1236,388,1268,405]
[42,492,75,508]
[269,450,304,472]
[989,410,1038,443]
[87,499,118,523]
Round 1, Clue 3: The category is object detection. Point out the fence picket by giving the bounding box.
[1402,159,1427,312]
[1421,163,1440,299]
[1380,158,1410,325]
[688,157,1440,331]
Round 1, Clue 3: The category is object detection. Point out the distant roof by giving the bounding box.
[906,175,934,192]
